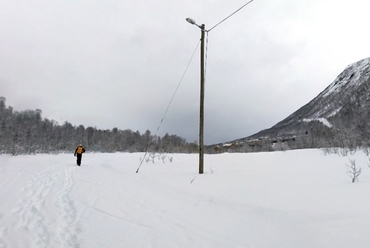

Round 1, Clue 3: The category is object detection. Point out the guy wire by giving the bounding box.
[136,39,201,173]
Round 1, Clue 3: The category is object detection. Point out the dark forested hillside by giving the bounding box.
[0,97,197,154]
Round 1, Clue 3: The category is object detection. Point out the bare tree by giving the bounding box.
[346,159,362,183]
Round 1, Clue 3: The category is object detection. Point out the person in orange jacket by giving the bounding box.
[74,144,85,166]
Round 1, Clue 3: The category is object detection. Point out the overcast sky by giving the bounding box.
[1,0,370,145]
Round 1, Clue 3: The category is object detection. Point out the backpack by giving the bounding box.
[76,146,84,154]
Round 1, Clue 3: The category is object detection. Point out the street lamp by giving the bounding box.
[186,18,205,174]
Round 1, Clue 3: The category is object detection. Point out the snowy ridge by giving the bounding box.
[242,57,370,148]
[322,57,370,98]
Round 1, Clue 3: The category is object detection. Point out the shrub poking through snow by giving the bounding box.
[141,151,173,164]
[346,159,362,183]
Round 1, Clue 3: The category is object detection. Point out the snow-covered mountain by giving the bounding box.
[272,57,370,130]
[218,57,370,152]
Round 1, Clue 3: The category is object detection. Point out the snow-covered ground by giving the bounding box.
[1,149,370,248]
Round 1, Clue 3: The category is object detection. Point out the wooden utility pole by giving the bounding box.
[185,18,206,174]
[188,0,254,173]
[199,24,205,174]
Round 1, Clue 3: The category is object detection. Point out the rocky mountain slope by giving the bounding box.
[213,57,370,152]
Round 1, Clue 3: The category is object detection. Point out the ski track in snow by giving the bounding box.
[0,213,6,248]
[2,151,370,248]
[55,166,80,248]
[10,162,81,248]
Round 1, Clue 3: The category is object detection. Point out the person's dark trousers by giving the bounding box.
[77,154,82,166]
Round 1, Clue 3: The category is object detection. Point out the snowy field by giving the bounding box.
[1,149,370,248]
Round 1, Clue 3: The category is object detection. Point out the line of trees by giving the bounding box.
[0,97,198,155]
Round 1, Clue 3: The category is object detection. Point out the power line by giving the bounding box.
[204,0,254,87]
[207,0,254,33]
[205,31,209,81]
